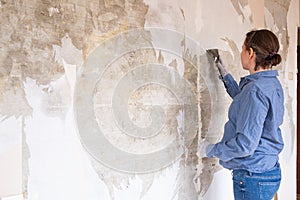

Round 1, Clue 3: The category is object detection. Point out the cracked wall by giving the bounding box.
[0,0,298,199]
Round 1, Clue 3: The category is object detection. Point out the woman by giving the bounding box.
[204,29,284,200]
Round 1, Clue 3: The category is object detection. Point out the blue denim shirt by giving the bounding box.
[206,70,284,173]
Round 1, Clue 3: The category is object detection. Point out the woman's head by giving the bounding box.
[242,29,281,71]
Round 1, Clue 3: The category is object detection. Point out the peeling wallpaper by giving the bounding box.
[0,0,298,200]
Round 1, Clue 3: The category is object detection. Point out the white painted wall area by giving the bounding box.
[0,117,22,199]
[0,0,298,200]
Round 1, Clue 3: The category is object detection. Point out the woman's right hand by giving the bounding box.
[206,49,228,78]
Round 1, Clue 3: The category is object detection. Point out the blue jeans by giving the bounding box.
[232,164,281,200]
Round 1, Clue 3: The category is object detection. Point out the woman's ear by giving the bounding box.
[248,47,255,58]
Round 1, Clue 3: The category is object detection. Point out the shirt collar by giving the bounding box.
[239,70,278,88]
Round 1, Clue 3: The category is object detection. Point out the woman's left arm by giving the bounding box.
[207,88,269,161]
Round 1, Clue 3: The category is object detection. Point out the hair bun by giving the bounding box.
[270,53,282,66]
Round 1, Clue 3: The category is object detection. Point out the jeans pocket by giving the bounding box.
[258,180,280,200]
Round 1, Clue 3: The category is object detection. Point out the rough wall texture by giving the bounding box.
[0,0,297,200]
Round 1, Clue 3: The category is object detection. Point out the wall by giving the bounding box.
[0,0,298,199]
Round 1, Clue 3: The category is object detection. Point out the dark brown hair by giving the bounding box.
[244,29,282,70]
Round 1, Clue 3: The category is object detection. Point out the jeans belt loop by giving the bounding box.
[248,171,253,176]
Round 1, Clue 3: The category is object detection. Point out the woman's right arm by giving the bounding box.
[220,74,240,98]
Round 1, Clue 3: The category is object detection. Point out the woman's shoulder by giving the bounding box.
[246,77,283,98]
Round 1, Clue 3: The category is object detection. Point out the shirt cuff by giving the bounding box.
[205,144,214,157]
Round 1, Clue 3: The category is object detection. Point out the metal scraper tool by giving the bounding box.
[206,49,220,63]
[206,49,224,77]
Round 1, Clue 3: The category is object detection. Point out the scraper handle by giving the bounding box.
[206,49,228,78]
